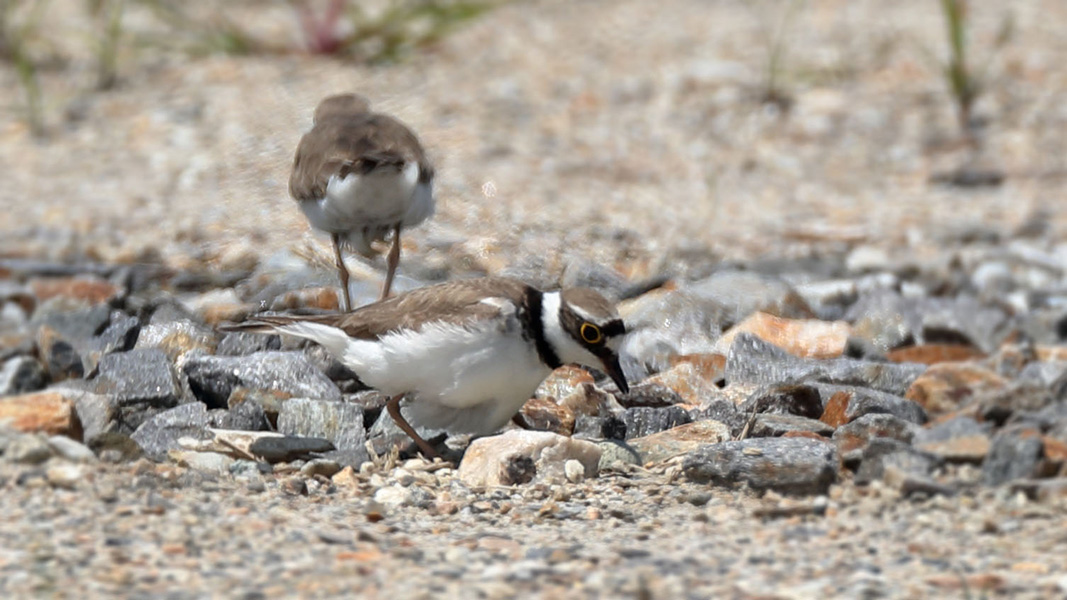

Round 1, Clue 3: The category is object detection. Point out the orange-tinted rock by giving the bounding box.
[1041,436,1067,464]
[199,302,255,326]
[917,435,991,463]
[886,344,986,365]
[30,276,121,304]
[715,312,850,359]
[1036,346,1067,362]
[0,391,83,438]
[519,396,575,435]
[523,366,614,434]
[629,420,731,464]
[136,321,217,363]
[457,430,602,487]
[644,355,726,407]
[270,287,340,311]
[820,391,851,428]
[668,353,726,380]
[904,362,1008,417]
[535,365,595,400]
[782,430,828,441]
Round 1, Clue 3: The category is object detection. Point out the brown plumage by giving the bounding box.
[219,276,630,460]
[288,94,435,309]
[236,277,531,341]
[289,96,434,205]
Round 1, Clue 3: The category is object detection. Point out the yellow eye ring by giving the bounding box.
[580,323,603,344]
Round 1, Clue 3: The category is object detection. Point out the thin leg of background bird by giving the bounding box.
[386,394,439,459]
[380,224,402,301]
[331,233,352,312]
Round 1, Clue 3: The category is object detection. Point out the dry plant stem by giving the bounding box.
[737,407,759,441]
[95,0,125,90]
[941,0,976,143]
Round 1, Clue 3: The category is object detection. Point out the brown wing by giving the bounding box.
[227,278,532,340]
[333,277,530,339]
[289,113,433,204]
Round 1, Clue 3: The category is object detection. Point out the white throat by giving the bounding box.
[540,291,598,366]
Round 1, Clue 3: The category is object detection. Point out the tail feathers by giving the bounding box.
[218,316,352,358]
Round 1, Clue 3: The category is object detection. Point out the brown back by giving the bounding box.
[289,104,434,204]
[283,277,532,340]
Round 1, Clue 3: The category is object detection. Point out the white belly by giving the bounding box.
[343,320,551,435]
[299,161,434,255]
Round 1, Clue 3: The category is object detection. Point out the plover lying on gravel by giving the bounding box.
[289,93,434,310]
[222,277,628,458]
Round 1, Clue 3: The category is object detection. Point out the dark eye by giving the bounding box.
[580,323,603,344]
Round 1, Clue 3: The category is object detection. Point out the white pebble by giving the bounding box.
[564,459,585,484]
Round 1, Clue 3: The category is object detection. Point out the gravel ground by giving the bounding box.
[3,459,1066,599]
[3,1,1067,599]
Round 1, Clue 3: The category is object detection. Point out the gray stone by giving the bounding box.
[689,400,746,437]
[980,380,1059,426]
[244,433,334,463]
[93,348,182,431]
[219,397,270,431]
[615,382,684,409]
[131,402,218,461]
[882,466,957,497]
[46,435,97,463]
[596,440,643,470]
[134,320,218,363]
[915,416,992,445]
[855,438,941,485]
[913,416,992,463]
[5,434,53,464]
[86,432,143,462]
[0,356,46,396]
[30,301,111,343]
[630,420,732,464]
[682,437,838,495]
[832,413,923,464]
[46,462,85,489]
[834,386,928,425]
[458,430,603,487]
[1036,403,1067,441]
[618,290,728,376]
[148,300,202,325]
[983,430,1045,486]
[846,290,920,352]
[216,331,281,356]
[621,406,692,439]
[573,415,627,440]
[171,450,235,475]
[688,270,814,322]
[919,295,1009,354]
[727,334,926,396]
[71,391,121,439]
[0,305,34,363]
[39,335,85,381]
[740,384,823,419]
[559,258,631,301]
[183,352,341,408]
[751,414,834,438]
[277,398,368,467]
[84,312,140,372]
[0,424,20,455]
[300,458,342,478]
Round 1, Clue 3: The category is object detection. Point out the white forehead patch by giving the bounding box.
[567,302,597,323]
